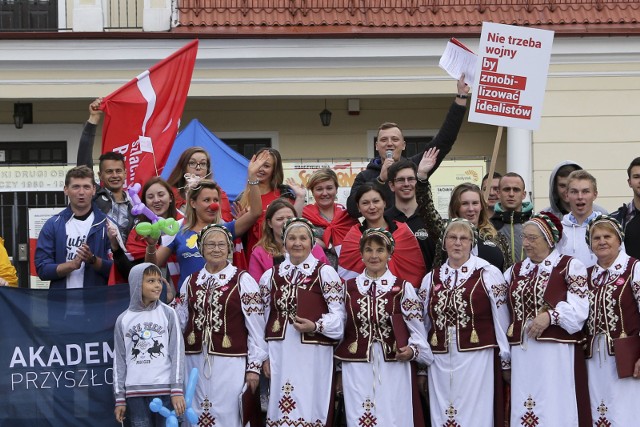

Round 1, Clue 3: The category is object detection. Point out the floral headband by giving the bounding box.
[198,223,234,255]
[361,227,395,255]
[282,217,315,243]
[586,214,624,247]
[526,212,562,247]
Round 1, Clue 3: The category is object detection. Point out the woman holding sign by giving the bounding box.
[584,215,640,426]
[259,218,345,426]
[335,228,431,427]
[420,219,510,427]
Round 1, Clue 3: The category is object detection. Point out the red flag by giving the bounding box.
[100,40,198,186]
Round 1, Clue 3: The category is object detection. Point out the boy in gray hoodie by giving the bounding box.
[113,263,185,426]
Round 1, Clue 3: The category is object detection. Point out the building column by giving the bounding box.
[72,0,104,32]
[144,0,172,32]
[506,127,533,202]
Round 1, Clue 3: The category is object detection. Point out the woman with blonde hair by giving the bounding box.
[302,168,357,269]
[145,152,268,287]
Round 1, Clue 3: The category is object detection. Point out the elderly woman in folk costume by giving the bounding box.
[419,218,511,427]
[338,183,426,287]
[171,224,268,426]
[584,215,640,426]
[335,228,432,427]
[259,218,346,426]
[504,212,591,427]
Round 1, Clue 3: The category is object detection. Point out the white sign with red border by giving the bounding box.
[468,22,554,130]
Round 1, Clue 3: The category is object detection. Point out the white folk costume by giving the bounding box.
[505,249,590,427]
[259,253,346,427]
[420,255,511,427]
[334,269,432,427]
[172,263,268,427]
[585,251,640,426]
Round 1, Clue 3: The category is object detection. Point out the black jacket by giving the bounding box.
[346,101,467,218]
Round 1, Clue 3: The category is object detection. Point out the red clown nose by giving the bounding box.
[208,202,220,211]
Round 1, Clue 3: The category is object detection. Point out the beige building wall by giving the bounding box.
[534,62,640,213]
[3,36,639,210]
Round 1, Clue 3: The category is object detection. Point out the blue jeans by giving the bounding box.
[126,395,173,427]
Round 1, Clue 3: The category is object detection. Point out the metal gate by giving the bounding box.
[0,190,66,288]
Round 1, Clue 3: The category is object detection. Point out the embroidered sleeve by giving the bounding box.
[552,258,590,334]
[240,272,269,369]
[259,268,273,322]
[632,261,640,315]
[483,266,511,368]
[170,276,191,332]
[403,282,433,366]
[418,272,434,358]
[316,265,346,340]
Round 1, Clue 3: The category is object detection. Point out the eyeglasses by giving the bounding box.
[393,177,417,184]
[203,242,227,250]
[521,234,541,242]
[445,235,472,244]
[188,161,208,170]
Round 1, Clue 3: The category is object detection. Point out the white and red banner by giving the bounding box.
[100,40,198,186]
[468,23,554,130]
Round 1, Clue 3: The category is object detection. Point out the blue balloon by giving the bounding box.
[148,368,200,427]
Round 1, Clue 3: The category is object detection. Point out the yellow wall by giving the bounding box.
[533,63,640,212]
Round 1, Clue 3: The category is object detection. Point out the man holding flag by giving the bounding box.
[99,40,199,188]
[77,98,134,244]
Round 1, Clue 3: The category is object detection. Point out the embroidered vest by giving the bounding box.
[183,269,249,356]
[585,259,640,357]
[335,278,405,361]
[426,267,497,353]
[265,262,336,345]
[507,255,584,345]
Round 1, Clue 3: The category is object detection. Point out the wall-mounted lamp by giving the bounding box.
[319,100,332,127]
[14,103,33,129]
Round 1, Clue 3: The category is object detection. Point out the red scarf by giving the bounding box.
[339,221,426,287]
[302,203,357,248]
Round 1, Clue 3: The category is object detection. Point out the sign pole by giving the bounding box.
[484,126,504,202]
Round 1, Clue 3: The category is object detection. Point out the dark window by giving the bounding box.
[0,141,67,165]
[221,138,272,160]
[0,0,57,31]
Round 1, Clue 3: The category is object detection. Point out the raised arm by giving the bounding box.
[77,98,103,169]
[234,151,271,236]
[409,75,469,175]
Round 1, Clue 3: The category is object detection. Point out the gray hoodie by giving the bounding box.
[112,263,184,407]
[543,160,608,218]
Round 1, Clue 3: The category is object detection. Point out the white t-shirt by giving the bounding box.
[65,213,94,289]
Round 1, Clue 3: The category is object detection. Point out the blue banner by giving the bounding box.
[0,285,130,427]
